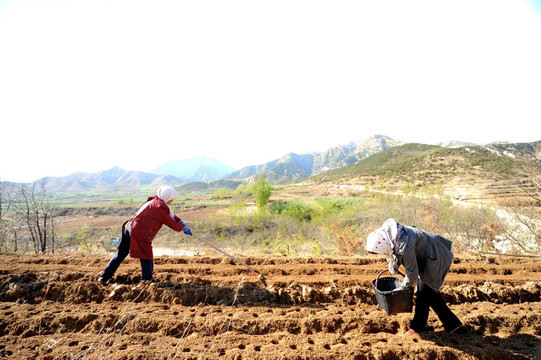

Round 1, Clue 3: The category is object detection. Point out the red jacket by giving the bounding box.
[125,196,184,260]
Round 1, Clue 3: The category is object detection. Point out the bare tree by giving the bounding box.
[13,179,57,254]
[519,161,541,205]
[10,215,24,253]
[0,180,12,252]
[499,159,541,254]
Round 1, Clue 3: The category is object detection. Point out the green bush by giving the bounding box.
[211,189,233,199]
[268,199,315,222]
[267,200,288,214]
[254,175,272,209]
[314,197,364,214]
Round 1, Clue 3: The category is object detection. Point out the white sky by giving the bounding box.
[1,0,541,183]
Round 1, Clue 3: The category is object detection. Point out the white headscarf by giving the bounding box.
[156,185,178,218]
[125,185,179,233]
[366,218,399,255]
[157,185,178,203]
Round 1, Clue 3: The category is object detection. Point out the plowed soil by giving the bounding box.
[1,253,540,359]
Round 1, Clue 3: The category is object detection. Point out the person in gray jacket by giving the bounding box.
[366,218,463,334]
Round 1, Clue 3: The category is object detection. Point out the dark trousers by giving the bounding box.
[410,279,462,332]
[101,230,154,282]
[139,259,153,281]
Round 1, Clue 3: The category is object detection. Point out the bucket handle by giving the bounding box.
[374,269,405,289]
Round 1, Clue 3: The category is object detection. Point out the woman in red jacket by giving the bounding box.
[99,185,192,283]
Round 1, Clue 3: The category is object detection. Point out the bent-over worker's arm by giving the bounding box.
[400,239,419,288]
[157,203,184,232]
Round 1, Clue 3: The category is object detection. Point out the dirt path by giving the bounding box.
[0,254,540,359]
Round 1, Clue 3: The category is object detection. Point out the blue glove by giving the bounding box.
[111,236,121,247]
[180,221,192,236]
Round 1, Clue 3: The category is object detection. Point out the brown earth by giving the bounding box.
[52,204,225,234]
[0,253,540,360]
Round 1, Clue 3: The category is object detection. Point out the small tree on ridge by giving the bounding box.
[254,175,272,210]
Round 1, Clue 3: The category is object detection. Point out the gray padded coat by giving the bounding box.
[394,225,454,291]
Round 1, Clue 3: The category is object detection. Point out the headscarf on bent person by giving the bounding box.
[366,218,400,272]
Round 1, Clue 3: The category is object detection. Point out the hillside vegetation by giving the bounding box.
[312,143,535,203]
[2,140,540,256]
[322,144,518,180]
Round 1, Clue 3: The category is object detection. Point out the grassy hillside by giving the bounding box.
[319,143,519,179]
[178,143,536,202]
[311,143,536,203]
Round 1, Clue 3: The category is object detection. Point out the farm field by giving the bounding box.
[0,253,540,359]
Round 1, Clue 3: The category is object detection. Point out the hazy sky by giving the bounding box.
[1,0,541,183]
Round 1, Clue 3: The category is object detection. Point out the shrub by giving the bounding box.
[314,197,364,215]
[75,224,92,253]
[254,175,272,209]
[268,199,315,222]
[211,189,233,199]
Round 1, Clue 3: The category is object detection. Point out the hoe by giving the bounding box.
[192,234,268,287]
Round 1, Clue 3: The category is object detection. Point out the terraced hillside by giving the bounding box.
[313,144,540,204]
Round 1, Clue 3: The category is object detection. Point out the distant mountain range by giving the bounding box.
[40,166,183,193]
[5,135,540,194]
[6,157,237,194]
[152,156,236,182]
[224,135,403,183]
